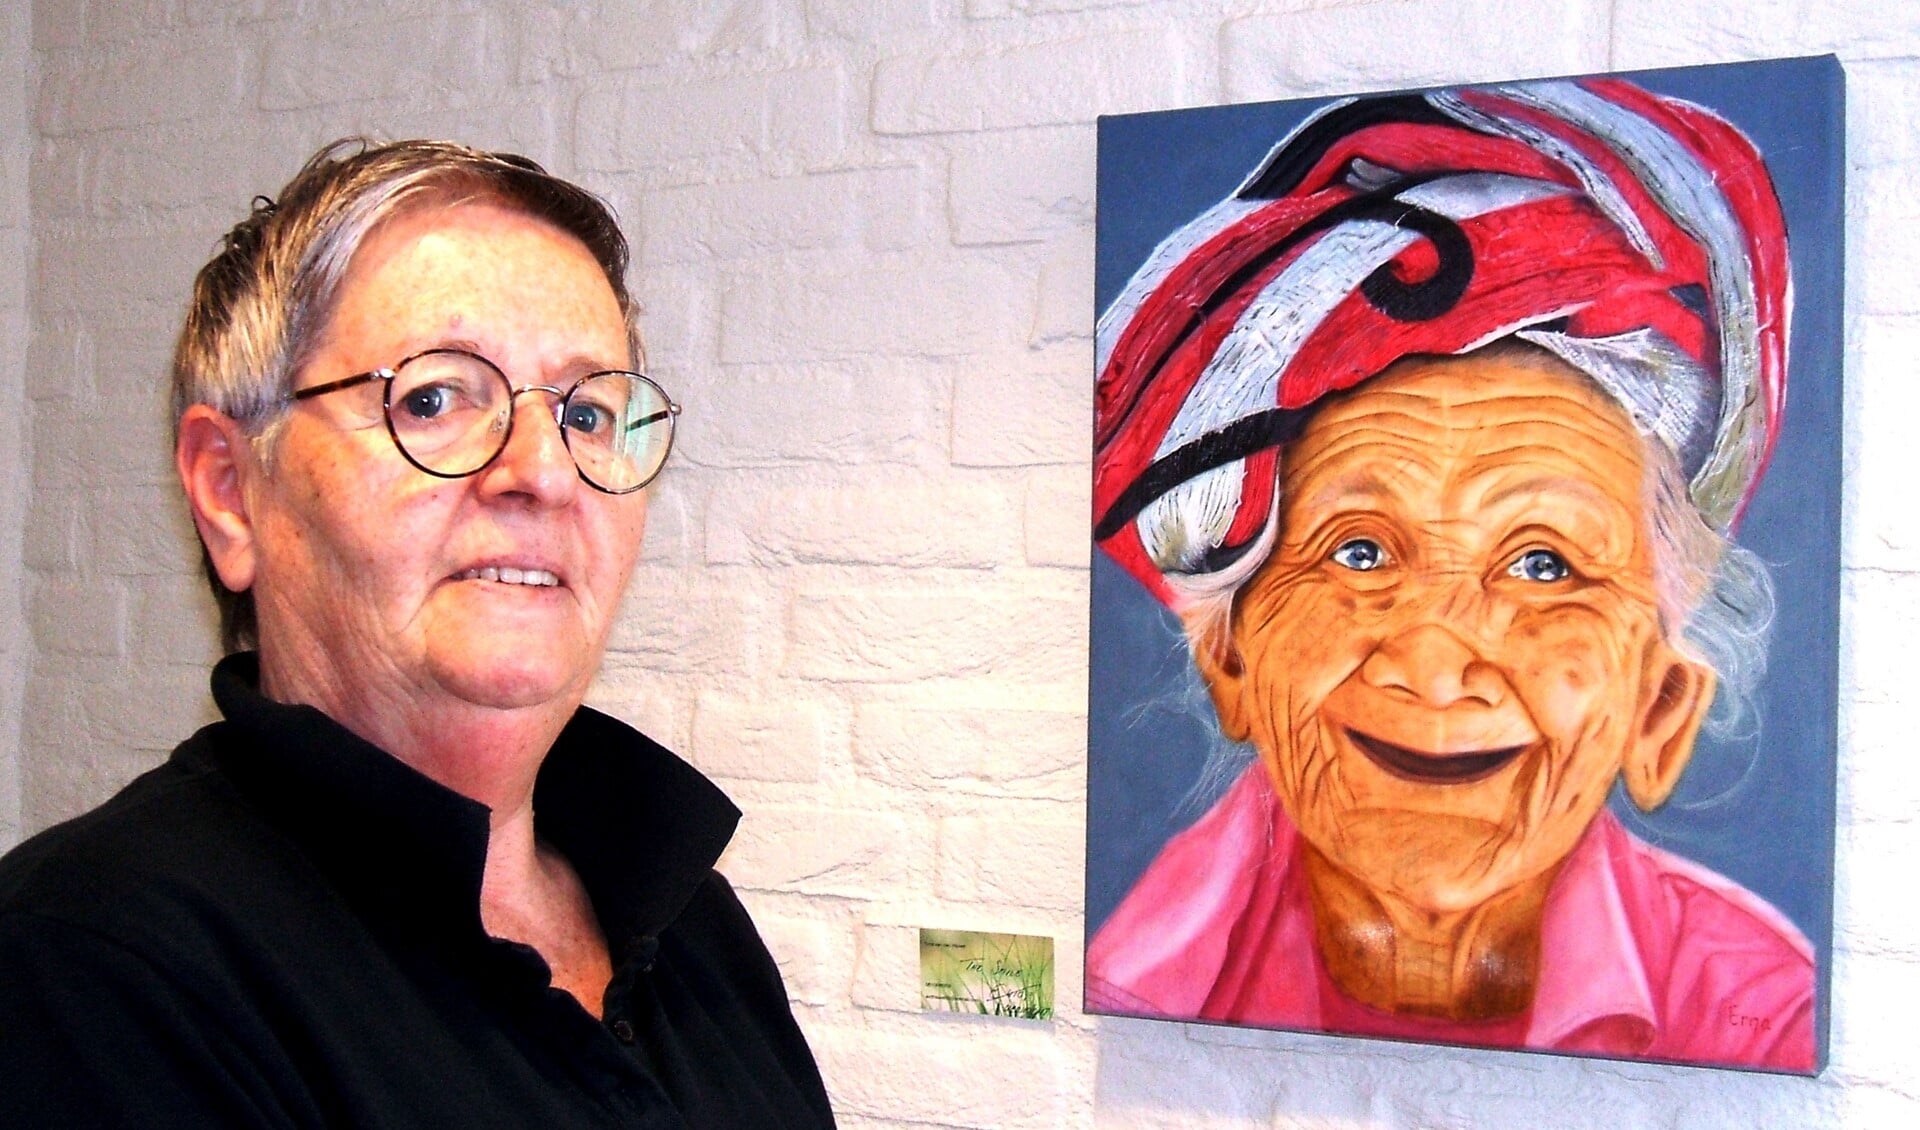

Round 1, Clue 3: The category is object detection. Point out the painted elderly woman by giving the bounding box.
[0,142,834,1125]
[1085,81,1815,1071]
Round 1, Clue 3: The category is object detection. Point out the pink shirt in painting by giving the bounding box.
[1086,767,1816,1072]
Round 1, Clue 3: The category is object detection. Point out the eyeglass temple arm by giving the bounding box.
[288,369,391,402]
[624,403,681,432]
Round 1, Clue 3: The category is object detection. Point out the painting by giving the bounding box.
[1084,56,1843,1074]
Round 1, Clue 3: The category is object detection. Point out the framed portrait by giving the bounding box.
[1084,55,1842,1074]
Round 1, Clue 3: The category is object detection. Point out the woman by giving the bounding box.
[1086,79,1816,1071]
[0,140,834,1126]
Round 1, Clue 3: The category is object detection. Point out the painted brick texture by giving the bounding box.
[10,1,1919,1126]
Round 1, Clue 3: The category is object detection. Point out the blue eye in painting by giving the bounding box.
[1330,538,1386,572]
[1508,547,1572,583]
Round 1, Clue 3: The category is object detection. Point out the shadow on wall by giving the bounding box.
[1090,1012,1840,1125]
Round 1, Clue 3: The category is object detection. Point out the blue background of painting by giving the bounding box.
[1084,57,1845,1006]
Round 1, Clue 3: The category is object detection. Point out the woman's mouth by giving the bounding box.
[454,566,560,587]
[1347,728,1528,784]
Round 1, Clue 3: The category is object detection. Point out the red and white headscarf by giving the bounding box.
[1093,78,1791,609]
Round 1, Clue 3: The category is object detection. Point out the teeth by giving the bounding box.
[458,567,559,587]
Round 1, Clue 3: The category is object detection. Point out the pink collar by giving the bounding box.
[1088,767,1660,1047]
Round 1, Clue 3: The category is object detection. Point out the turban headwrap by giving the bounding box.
[1093,79,1791,609]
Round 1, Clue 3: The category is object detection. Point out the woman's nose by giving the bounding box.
[479,388,579,505]
[1359,621,1507,708]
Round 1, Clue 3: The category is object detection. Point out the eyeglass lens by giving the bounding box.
[385,350,673,492]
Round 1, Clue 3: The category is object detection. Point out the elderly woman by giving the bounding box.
[1085,80,1815,1071]
[0,141,834,1126]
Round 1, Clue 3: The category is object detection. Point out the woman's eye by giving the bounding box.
[400,383,454,420]
[563,401,613,436]
[1508,548,1572,583]
[1329,538,1386,572]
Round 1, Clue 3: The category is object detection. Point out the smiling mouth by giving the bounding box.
[1346,729,1528,785]
[454,566,560,587]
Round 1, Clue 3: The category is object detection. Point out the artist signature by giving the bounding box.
[1725,1003,1772,1035]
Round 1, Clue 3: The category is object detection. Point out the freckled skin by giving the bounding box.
[1195,349,1715,1020]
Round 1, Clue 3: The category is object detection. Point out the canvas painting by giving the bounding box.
[1084,56,1843,1073]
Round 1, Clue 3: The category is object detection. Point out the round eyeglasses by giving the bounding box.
[288,349,680,495]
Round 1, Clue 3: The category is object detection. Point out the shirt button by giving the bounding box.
[634,935,660,972]
[610,1019,636,1044]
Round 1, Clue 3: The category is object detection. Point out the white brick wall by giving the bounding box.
[1221,1,1611,100]
[12,1,1920,1125]
[0,2,30,851]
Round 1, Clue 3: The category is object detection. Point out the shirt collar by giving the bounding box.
[1089,767,1664,1046]
[1263,796,1663,1046]
[202,652,740,952]
[1527,808,1659,1049]
[1238,795,1663,1045]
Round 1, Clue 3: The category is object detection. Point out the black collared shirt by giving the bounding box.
[0,654,834,1128]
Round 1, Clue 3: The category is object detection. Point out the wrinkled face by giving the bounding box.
[244,200,646,732]
[1205,350,1707,914]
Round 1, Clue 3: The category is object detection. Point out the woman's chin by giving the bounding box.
[1313,811,1559,916]
[425,635,590,714]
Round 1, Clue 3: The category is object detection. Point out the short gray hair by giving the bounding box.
[171,138,638,653]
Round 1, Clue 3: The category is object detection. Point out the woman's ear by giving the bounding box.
[176,405,260,596]
[1185,611,1253,743]
[1622,639,1716,811]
